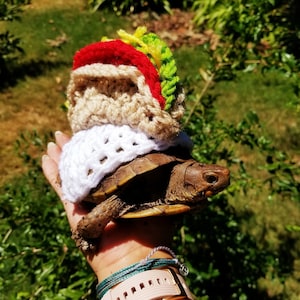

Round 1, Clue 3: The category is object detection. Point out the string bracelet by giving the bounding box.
[96,246,189,300]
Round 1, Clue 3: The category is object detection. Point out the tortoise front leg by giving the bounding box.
[72,195,127,253]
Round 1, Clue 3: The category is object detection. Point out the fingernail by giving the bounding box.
[55,131,63,137]
[47,142,56,150]
[42,154,50,161]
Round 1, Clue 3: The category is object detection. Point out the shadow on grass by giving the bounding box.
[0,58,69,90]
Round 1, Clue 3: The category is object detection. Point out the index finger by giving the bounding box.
[42,132,86,230]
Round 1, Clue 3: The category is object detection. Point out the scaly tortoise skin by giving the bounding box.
[72,148,230,252]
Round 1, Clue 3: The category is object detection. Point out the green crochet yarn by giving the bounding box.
[117,27,180,111]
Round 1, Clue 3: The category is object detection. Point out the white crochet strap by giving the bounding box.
[101,269,194,300]
[59,124,192,203]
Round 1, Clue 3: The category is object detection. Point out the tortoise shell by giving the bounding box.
[73,149,230,252]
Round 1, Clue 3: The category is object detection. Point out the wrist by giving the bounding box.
[85,218,175,282]
[96,246,193,300]
[91,242,174,282]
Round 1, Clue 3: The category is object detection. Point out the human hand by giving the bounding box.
[42,131,176,282]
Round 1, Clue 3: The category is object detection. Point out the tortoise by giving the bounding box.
[72,148,230,252]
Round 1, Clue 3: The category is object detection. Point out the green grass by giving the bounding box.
[215,71,300,154]
[6,6,129,66]
[174,46,300,154]
[0,6,131,184]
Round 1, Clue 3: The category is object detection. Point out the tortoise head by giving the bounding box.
[166,160,230,205]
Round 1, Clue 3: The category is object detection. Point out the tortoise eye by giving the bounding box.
[205,174,218,184]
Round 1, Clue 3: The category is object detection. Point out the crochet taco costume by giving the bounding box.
[59,27,192,203]
[58,27,230,253]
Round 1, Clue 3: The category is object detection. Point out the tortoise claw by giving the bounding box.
[71,229,97,254]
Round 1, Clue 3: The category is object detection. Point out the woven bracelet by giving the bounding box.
[96,246,189,300]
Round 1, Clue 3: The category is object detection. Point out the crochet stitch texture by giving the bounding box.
[67,63,184,140]
[59,28,190,203]
[117,27,180,111]
[60,125,192,202]
[72,39,165,108]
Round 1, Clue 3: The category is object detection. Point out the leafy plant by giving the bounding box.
[0,0,29,21]
[0,131,97,299]
[171,25,300,296]
[179,92,300,299]
[192,0,300,74]
[0,0,29,83]
[88,0,172,15]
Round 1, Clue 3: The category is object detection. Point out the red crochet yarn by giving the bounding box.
[72,39,165,109]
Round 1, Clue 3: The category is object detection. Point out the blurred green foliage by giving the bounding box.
[192,0,300,67]
[88,0,172,14]
[177,62,300,298]
[0,0,30,80]
[0,132,97,299]
[191,0,300,113]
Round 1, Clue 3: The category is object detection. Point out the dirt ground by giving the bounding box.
[26,0,85,10]
[0,74,69,184]
[0,0,78,183]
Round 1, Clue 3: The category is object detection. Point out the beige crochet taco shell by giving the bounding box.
[67,63,185,141]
